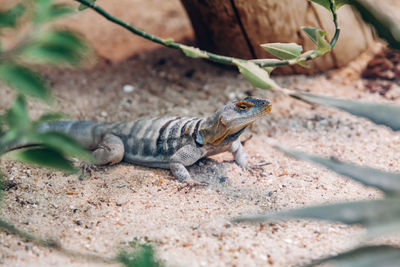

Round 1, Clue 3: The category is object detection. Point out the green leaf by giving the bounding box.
[308,0,347,12]
[261,43,303,60]
[12,147,76,172]
[233,60,280,90]
[78,0,97,11]
[301,26,331,53]
[233,198,400,235]
[33,0,74,24]
[117,244,162,267]
[28,132,92,161]
[179,44,209,59]
[334,0,348,10]
[48,4,75,20]
[161,38,174,45]
[33,0,51,25]
[22,30,88,65]
[269,142,400,195]
[308,0,331,11]
[291,91,400,131]
[0,3,25,28]
[0,63,50,100]
[350,0,400,50]
[36,113,67,122]
[5,95,30,129]
[304,245,400,267]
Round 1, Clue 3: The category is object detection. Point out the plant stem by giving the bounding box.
[329,0,340,48]
[74,0,340,68]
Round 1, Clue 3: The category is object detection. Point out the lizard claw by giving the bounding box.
[177,179,209,192]
[79,163,103,180]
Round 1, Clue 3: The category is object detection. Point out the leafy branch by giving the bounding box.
[233,2,400,264]
[74,0,340,70]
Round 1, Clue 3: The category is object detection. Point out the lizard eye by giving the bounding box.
[235,101,253,111]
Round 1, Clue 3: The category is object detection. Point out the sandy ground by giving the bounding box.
[1,42,400,266]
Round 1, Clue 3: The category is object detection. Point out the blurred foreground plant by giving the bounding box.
[0,0,94,261]
[0,2,164,266]
[233,2,400,265]
[0,0,91,172]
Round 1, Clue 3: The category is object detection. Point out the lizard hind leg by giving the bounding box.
[92,133,125,165]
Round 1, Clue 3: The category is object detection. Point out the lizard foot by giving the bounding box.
[246,161,272,176]
[177,178,209,192]
[78,163,103,180]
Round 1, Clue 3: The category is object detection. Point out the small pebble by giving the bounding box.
[100,111,108,117]
[116,200,126,206]
[123,84,135,93]
[219,177,227,183]
[228,92,236,100]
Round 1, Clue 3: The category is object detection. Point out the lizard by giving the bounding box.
[35,96,272,183]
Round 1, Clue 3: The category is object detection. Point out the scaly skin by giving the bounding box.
[37,97,272,182]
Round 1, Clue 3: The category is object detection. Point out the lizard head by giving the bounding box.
[197,97,272,146]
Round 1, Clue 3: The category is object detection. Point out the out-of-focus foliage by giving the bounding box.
[0,0,90,172]
[350,0,400,50]
[117,244,163,267]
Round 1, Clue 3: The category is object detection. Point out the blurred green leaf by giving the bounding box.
[5,95,30,130]
[33,0,51,25]
[350,0,400,50]
[179,44,208,58]
[0,3,25,28]
[36,113,67,122]
[22,30,88,65]
[304,245,400,267]
[28,132,92,161]
[48,4,75,20]
[33,0,73,24]
[78,0,97,11]
[270,143,400,195]
[233,60,280,90]
[301,26,331,54]
[261,43,303,60]
[291,91,400,131]
[12,147,75,172]
[0,63,50,100]
[117,244,162,267]
[233,198,400,234]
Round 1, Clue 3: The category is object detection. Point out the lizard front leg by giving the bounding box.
[231,139,247,167]
[92,133,125,165]
[169,145,204,182]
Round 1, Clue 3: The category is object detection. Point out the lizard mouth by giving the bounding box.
[261,103,272,116]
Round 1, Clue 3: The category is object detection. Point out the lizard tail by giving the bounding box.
[38,121,111,149]
[3,121,111,154]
